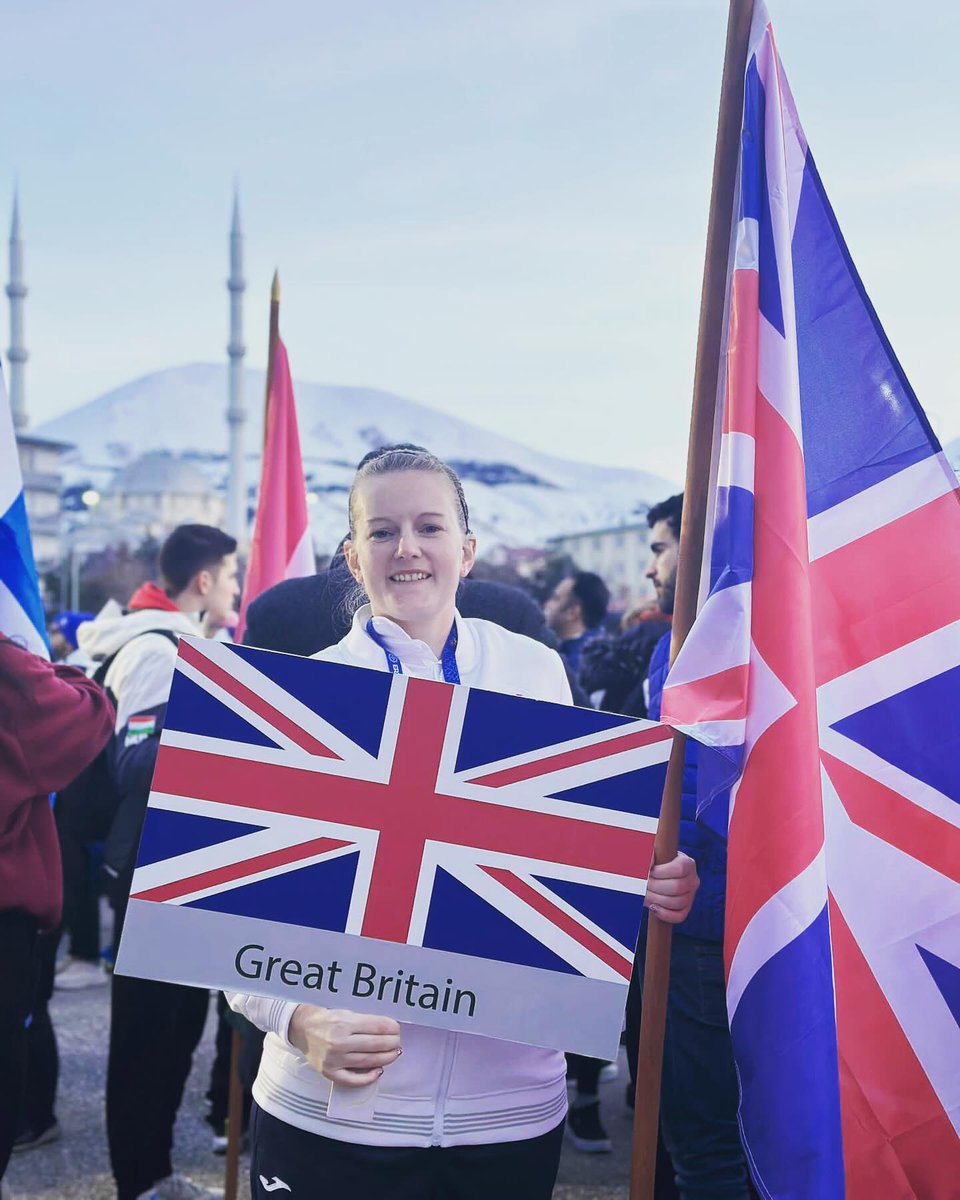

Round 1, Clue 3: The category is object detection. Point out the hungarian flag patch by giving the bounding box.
[125,714,158,747]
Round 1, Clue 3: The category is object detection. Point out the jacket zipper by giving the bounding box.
[430,1030,458,1146]
[423,662,460,1144]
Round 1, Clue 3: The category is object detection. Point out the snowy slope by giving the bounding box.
[35,364,677,553]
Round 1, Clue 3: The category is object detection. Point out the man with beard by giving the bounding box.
[625,494,752,1200]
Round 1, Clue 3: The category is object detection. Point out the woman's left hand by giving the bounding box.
[644,851,699,924]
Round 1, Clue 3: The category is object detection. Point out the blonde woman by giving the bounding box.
[230,448,698,1199]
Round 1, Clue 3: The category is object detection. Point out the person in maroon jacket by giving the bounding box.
[0,633,114,1182]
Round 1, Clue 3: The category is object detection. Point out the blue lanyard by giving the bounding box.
[365,618,461,685]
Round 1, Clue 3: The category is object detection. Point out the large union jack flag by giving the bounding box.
[129,636,671,988]
[660,5,960,1197]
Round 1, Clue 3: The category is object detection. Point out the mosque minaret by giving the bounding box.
[6,190,28,431]
[226,188,247,544]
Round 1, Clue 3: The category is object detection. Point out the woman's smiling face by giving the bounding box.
[345,470,477,643]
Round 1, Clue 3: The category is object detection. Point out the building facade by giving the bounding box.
[15,433,71,567]
[548,520,652,608]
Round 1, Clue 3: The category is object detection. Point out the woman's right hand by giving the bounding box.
[287,1005,403,1087]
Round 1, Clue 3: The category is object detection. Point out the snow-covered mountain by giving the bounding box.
[35,364,677,554]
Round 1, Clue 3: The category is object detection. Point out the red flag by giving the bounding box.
[237,323,313,641]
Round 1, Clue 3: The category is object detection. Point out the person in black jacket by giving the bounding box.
[580,604,672,719]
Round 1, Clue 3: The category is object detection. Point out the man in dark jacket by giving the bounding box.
[543,571,610,680]
[626,494,752,1200]
[580,603,672,719]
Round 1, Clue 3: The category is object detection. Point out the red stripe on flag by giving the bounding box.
[811,492,960,687]
[821,753,960,884]
[725,705,826,955]
[829,895,959,1200]
[726,392,825,954]
[153,748,653,886]
[131,835,351,903]
[155,746,653,874]
[178,640,339,759]
[722,269,759,439]
[358,677,456,943]
[469,724,673,788]
[482,866,634,980]
[662,664,750,726]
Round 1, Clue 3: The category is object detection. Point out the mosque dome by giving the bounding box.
[107,451,213,497]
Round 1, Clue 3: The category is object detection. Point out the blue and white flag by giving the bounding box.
[0,365,47,656]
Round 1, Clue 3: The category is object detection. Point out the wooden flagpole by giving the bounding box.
[263,270,281,450]
[225,270,283,1198]
[223,1026,244,1200]
[629,2,755,1197]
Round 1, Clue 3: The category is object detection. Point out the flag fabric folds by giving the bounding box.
[0,366,47,656]
[237,336,313,640]
[660,4,960,1197]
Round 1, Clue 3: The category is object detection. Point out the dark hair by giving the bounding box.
[570,571,610,630]
[347,445,471,536]
[647,493,683,539]
[159,524,237,597]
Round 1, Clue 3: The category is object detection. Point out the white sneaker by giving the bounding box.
[54,959,107,990]
[136,1175,224,1200]
[599,1061,619,1084]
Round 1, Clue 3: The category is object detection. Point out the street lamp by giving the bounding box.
[62,489,103,610]
[69,540,96,611]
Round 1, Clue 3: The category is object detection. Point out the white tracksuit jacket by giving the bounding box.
[228,606,572,1148]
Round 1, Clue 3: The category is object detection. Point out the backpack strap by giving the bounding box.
[92,628,181,694]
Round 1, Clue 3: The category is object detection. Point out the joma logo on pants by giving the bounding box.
[259,1177,292,1194]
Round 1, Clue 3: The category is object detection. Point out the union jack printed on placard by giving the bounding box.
[129,636,671,987]
[661,5,960,1198]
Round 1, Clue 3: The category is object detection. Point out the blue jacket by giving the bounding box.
[647,632,727,943]
[557,627,602,680]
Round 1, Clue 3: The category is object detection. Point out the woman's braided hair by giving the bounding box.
[347,444,471,536]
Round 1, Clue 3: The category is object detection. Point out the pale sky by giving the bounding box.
[5,0,959,481]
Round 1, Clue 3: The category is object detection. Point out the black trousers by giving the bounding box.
[627,930,753,1200]
[565,1052,602,1095]
[205,992,259,1133]
[0,911,37,1181]
[107,971,210,1200]
[250,1103,564,1200]
[20,928,59,1133]
[55,801,100,962]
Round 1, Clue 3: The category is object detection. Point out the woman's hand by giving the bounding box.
[288,1005,403,1087]
[644,851,699,924]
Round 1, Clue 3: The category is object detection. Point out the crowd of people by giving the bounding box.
[0,444,758,1200]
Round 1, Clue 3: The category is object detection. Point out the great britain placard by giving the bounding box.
[115,636,671,1058]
